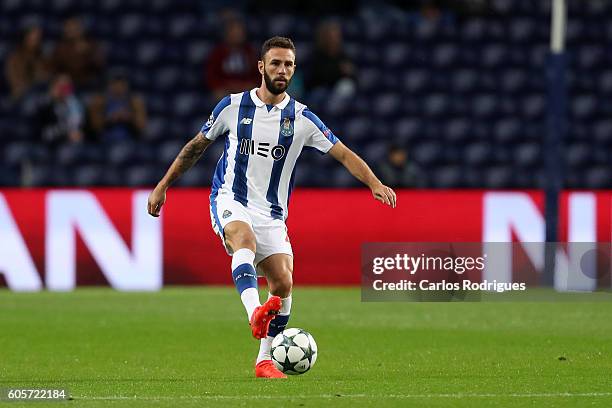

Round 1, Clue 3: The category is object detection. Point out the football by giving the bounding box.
[271,328,318,375]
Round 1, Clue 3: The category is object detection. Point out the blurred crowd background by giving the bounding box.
[0,0,608,189]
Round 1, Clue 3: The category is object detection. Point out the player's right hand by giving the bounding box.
[147,186,166,217]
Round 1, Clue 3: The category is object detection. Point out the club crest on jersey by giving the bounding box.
[281,118,294,137]
[222,210,232,219]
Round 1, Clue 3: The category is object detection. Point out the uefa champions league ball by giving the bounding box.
[271,328,318,375]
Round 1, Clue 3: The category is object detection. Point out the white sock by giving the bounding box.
[241,288,260,321]
[232,248,260,320]
[256,293,292,364]
[257,336,274,364]
[232,248,255,270]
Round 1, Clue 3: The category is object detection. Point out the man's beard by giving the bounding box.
[264,70,290,95]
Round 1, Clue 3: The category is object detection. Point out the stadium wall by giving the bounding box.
[0,189,608,291]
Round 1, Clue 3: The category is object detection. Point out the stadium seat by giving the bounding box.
[584,166,612,189]
[485,165,514,189]
[572,95,598,120]
[464,142,492,166]
[433,165,463,188]
[513,142,541,167]
[493,119,522,143]
[566,142,592,167]
[372,93,401,118]
[73,164,106,187]
[412,141,443,166]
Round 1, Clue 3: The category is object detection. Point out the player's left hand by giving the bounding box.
[371,183,396,208]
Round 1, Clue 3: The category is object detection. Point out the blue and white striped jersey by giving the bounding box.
[202,88,339,220]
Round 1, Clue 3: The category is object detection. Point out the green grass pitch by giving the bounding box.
[1,287,611,407]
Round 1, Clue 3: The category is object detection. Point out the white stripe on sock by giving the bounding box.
[232,248,255,270]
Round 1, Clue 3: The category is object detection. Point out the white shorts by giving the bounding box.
[210,197,293,266]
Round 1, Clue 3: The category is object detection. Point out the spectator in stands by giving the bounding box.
[4,25,49,101]
[305,20,356,97]
[50,17,105,90]
[377,145,425,188]
[35,74,84,145]
[88,71,147,143]
[205,17,260,100]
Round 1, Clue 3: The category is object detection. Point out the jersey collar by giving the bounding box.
[250,88,291,110]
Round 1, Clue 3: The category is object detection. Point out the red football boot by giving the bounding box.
[249,296,281,339]
[255,360,287,378]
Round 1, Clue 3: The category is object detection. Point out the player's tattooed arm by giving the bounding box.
[147,132,213,217]
[171,132,212,178]
[329,142,397,208]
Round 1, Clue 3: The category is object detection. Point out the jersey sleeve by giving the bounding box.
[302,108,340,154]
[200,95,231,140]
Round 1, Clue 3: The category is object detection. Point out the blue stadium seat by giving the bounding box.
[481,44,507,69]
[433,165,463,188]
[152,67,182,91]
[520,94,545,119]
[187,41,213,66]
[444,119,470,143]
[168,14,197,40]
[472,94,499,118]
[30,164,72,187]
[493,119,522,143]
[158,140,184,165]
[403,69,430,94]
[393,118,423,144]
[431,44,458,68]
[56,143,103,166]
[363,142,387,163]
[384,43,408,68]
[137,42,163,66]
[372,93,401,118]
[118,14,146,39]
[73,164,106,187]
[597,70,612,94]
[4,141,31,166]
[513,142,541,167]
[578,46,605,70]
[501,69,528,93]
[423,94,450,117]
[460,19,486,42]
[107,141,141,166]
[464,142,492,166]
[173,92,201,119]
[593,120,612,143]
[508,18,536,43]
[412,140,443,166]
[584,166,612,189]
[124,164,158,187]
[567,142,592,167]
[572,95,598,120]
[343,117,371,142]
[176,163,212,187]
[485,165,514,189]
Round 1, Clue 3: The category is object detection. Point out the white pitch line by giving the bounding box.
[76,392,612,400]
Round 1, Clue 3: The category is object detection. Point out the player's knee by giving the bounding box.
[224,224,256,252]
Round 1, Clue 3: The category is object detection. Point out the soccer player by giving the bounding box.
[147,36,396,378]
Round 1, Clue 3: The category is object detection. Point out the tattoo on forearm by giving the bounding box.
[165,135,210,184]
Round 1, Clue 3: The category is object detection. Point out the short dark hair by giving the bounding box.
[260,36,296,60]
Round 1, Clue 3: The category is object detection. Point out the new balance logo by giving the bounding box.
[240,118,253,125]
